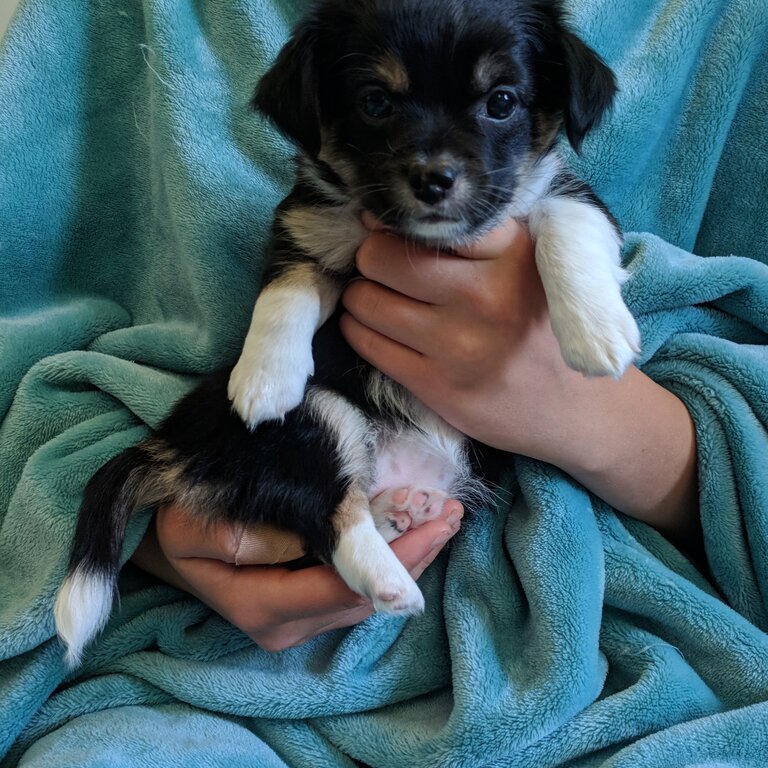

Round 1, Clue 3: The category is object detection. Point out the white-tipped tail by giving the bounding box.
[54,567,114,668]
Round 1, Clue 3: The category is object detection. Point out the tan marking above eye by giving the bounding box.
[473,52,508,92]
[373,52,410,93]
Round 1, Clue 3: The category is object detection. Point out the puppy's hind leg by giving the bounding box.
[332,484,424,616]
[304,386,424,615]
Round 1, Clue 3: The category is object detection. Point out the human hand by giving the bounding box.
[340,216,699,545]
[130,499,463,652]
[340,215,576,463]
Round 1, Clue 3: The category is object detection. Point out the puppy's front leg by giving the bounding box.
[228,262,341,428]
[528,197,640,378]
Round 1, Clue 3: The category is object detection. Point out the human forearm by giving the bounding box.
[540,366,700,550]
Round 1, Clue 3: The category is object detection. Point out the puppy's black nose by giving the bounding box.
[408,162,458,205]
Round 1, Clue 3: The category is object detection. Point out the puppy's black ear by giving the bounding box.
[252,22,321,155]
[560,31,617,152]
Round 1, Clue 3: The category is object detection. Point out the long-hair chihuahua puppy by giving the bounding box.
[55,0,639,666]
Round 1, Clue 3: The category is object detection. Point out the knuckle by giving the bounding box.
[344,278,379,317]
[251,630,302,653]
[451,328,488,368]
[154,506,187,558]
[230,605,273,638]
[355,279,380,308]
[355,235,381,275]
[354,324,381,363]
[467,284,506,323]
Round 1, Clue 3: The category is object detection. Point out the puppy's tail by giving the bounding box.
[54,445,156,668]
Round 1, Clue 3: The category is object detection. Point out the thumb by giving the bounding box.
[156,504,305,565]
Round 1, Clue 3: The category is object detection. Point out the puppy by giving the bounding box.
[54,0,639,666]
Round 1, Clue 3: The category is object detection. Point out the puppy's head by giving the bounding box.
[254,0,616,242]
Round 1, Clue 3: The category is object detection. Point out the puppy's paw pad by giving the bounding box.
[371,486,452,542]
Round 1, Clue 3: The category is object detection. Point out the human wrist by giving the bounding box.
[540,366,644,476]
[543,366,700,546]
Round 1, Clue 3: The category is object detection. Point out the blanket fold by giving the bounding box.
[1,0,767,765]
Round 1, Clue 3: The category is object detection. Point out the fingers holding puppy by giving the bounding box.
[343,218,541,394]
[354,230,486,307]
[131,501,462,652]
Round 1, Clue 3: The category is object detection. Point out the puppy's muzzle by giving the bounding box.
[408,160,459,205]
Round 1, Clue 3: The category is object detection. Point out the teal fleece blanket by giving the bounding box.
[1,0,768,765]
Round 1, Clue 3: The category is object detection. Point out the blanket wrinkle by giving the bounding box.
[1,0,768,765]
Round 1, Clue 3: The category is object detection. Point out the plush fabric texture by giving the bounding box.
[1,0,767,765]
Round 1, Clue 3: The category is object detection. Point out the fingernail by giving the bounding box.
[430,527,453,549]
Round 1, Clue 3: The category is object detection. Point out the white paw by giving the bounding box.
[370,571,425,616]
[332,524,425,616]
[370,486,451,543]
[550,296,640,378]
[341,559,425,616]
[228,344,314,429]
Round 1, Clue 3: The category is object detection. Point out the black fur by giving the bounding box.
[68,446,152,577]
[156,371,351,561]
[57,0,624,663]
[77,367,365,576]
[254,0,616,238]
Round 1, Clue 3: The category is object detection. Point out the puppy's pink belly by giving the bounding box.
[370,434,458,498]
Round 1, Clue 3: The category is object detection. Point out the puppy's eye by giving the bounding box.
[360,89,394,120]
[485,89,516,120]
